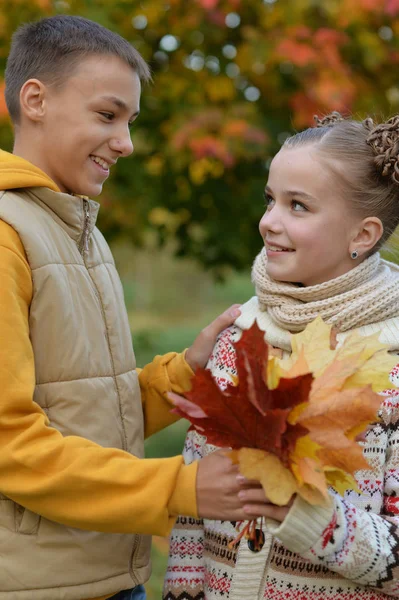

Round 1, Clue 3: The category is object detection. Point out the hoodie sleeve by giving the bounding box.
[138,351,194,439]
[0,219,198,536]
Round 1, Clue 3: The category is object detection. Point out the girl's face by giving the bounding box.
[259,145,362,286]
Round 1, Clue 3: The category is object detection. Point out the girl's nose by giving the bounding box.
[259,206,283,237]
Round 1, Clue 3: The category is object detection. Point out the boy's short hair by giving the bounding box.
[5,15,151,124]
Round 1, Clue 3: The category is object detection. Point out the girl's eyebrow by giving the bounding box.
[265,185,317,202]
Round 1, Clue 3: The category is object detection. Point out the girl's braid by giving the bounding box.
[313,111,344,128]
[366,115,399,185]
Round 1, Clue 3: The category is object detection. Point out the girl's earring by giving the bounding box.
[350,250,359,260]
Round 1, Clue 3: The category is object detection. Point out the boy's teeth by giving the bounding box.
[90,155,108,169]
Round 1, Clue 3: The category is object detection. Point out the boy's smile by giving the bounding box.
[20,54,141,197]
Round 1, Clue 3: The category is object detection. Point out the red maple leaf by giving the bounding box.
[171,322,312,465]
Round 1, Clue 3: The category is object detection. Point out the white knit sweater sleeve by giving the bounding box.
[271,387,399,596]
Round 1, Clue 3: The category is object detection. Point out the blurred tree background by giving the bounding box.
[1,0,399,272]
[1,0,399,595]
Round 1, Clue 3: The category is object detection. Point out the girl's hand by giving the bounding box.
[185,304,241,371]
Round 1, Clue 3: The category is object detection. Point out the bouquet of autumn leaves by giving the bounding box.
[170,317,398,548]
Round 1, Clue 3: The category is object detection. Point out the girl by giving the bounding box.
[163,112,399,600]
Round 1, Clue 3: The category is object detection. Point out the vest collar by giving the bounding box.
[28,187,100,244]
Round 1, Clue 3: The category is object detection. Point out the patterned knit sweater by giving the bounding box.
[163,298,399,600]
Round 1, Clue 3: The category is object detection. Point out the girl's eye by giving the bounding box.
[292,200,307,212]
[264,192,275,210]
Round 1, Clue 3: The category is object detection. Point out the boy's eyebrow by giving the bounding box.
[99,95,140,118]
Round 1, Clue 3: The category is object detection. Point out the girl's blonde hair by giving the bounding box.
[283,112,399,252]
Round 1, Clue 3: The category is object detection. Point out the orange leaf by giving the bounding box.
[309,356,362,402]
[318,446,370,475]
[297,457,328,497]
[297,386,381,450]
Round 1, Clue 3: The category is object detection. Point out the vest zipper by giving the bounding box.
[79,198,90,255]
[78,197,130,453]
[129,533,141,582]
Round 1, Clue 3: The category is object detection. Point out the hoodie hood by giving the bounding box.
[0,149,59,192]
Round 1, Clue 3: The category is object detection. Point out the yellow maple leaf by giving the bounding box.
[338,331,396,392]
[289,316,336,377]
[290,435,330,505]
[231,448,297,506]
[266,346,311,391]
[283,317,397,394]
[266,355,281,390]
[290,433,361,501]
[324,466,361,495]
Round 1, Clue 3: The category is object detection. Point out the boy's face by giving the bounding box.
[36,54,141,196]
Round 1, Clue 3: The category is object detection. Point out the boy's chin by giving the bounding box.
[74,182,103,198]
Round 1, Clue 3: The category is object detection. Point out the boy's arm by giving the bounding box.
[138,307,241,438]
[0,221,256,536]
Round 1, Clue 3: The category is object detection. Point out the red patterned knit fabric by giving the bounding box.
[163,315,399,600]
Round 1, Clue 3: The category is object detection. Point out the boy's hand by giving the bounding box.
[196,450,268,521]
[185,304,241,371]
[239,479,293,523]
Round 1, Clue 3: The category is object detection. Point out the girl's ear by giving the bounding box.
[19,79,47,122]
[349,217,383,257]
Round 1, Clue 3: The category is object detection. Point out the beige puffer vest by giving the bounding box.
[0,187,151,600]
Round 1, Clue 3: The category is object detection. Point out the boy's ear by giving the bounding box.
[19,79,47,122]
[350,216,384,256]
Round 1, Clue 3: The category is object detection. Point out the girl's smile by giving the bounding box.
[265,241,295,256]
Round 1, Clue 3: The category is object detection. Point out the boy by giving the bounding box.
[0,14,267,600]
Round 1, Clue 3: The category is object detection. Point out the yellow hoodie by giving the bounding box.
[0,150,198,600]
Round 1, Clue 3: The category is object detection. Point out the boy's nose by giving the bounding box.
[109,130,134,157]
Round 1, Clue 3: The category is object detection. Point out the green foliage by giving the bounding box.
[1,0,399,272]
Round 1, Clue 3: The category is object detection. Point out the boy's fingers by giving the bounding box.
[243,503,290,523]
[238,488,270,504]
[237,475,263,487]
[202,304,242,339]
[185,304,241,371]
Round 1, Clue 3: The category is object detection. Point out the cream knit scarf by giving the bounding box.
[252,247,399,337]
